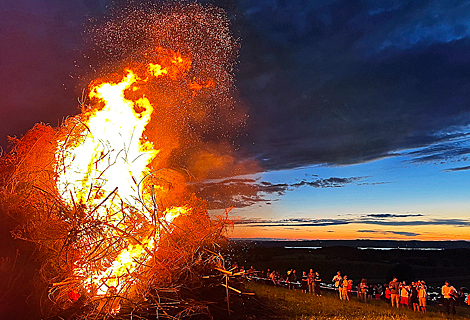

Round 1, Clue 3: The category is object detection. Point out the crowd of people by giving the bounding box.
[239,265,470,316]
[386,277,428,313]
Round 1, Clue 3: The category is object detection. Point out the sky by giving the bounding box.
[1,0,470,241]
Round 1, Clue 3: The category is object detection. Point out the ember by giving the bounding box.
[0,2,246,318]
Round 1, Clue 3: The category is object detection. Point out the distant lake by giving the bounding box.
[284,246,322,249]
[357,247,444,251]
[284,246,444,251]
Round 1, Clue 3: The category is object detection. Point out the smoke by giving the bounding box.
[0,3,251,317]
[80,1,258,181]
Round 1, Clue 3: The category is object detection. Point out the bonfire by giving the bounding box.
[0,2,246,319]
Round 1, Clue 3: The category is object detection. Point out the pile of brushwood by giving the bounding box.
[0,123,235,319]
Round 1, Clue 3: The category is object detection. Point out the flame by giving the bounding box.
[56,70,158,212]
[54,50,203,297]
[76,206,190,296]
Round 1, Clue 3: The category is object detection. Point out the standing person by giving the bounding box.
[399,282,410,308]
[384,284,391,303]
[418,281,427,313]
[292,270,298,289]
[314,272,322,296]
[341,276,349,301]
[287,269,296,290]
[389,277,400,308]
[410,282,419,311]
[307,269,315,294]
[458,287,466,306]
[332,271,343,299]
[374,284,381,300]
[442,281,457,315]
[301,271,308,293]
[347,279,353,300]
[270,270,278,286]
[359,279,368,302]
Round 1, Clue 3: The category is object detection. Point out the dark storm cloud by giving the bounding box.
[229,0,470,170]
[3,0,470,174]
[193,175,363,209]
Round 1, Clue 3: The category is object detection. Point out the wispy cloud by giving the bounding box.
[365,213,423,218]
[193,176,365,209]
[444,165,470,172]
[233,214,470,228]
[357,230,420,237]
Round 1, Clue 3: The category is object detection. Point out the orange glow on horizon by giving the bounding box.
[229,224,470,241]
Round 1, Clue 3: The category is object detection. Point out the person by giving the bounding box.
[347,279,353,300]
[270,270,278,286]
[314,272,322,296]
[384,284,391,303]
[341,275,349,301]
[410,282,419,311]
[301,271,308,293]
[287,269,296,290]
[307,269,315,294]
[332,271,343,299]
[389,277,400,308]
[399,281,409,308]
[418,281,427,313]
[458,287,466,306]
[265,268,271,278]
[359,279,368,302]
[292,270,298,289]
[442,281,457,315]
[374,284,381,300]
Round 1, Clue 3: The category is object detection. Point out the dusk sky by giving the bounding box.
[1,0,470,241]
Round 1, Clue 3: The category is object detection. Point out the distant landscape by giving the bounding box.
[230,240,470,289]
[233,239,470,249]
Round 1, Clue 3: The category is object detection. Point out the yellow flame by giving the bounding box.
[56,70,159,212]
[54,56,192,297]
[148,63,168,77]
[78,206,188,295]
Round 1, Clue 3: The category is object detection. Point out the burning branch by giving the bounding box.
[0,2,246,318]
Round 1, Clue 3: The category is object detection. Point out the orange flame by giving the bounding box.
[54,50,206,297]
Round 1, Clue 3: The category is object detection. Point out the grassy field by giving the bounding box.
[243,282,470,320]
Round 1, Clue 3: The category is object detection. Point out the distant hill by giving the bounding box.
[228,240,470,287]
[231,239,470,250]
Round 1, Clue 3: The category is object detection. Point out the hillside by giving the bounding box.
[234,282,470,320]
[231,243,470,287]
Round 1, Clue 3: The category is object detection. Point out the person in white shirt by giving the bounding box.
[332,271,343,299]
